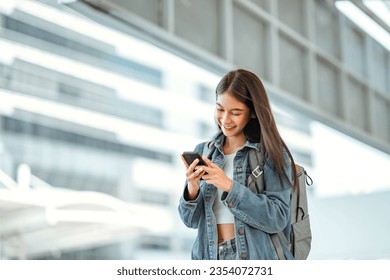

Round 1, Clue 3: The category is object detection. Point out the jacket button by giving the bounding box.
[210,241,215,246]
[228,200,234,208]
[241,253,248,259]
[238,228,245,235]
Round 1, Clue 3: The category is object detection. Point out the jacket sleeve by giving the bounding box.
[177,143,206,229]
[221,150,292,233]
[178,185,204,228]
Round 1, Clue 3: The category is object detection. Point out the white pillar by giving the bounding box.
[17,164,31,190]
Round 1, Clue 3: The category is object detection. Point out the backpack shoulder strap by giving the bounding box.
[248,148,287,260]
[247,148,264,194]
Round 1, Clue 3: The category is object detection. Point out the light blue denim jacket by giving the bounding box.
[178,132,293,260]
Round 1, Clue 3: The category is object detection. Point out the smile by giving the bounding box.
[223,125,235,129]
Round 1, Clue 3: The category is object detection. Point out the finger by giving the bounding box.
[185,160,200,179]
[201,173,210,180]
[196,165,211,174]
[190,167,204,179]
[195,167,204,175]
[202,156,215,167]
[201,174,212,184]
[188,158,200,170]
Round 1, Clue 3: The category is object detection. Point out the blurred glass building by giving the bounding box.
[0,0,389,260]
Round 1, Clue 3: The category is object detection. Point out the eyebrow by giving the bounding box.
[216,103,245,111]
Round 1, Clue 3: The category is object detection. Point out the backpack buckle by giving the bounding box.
[252,166,263,178]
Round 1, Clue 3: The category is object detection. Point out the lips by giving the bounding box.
[223,125,236,130]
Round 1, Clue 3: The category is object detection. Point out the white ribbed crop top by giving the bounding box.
[213,152,236,224]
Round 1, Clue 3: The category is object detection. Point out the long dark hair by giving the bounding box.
[215,69,297,189]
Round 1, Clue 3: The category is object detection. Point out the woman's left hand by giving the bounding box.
[195,156,233,192]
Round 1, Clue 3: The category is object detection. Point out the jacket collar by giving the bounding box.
[211,131,260,152]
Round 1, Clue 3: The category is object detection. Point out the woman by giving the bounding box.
[178,69,297,260]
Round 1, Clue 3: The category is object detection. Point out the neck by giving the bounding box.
[224,136,246,154]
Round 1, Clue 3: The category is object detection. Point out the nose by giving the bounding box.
[221,112,231,124]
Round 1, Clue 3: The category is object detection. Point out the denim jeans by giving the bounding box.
[217,238,237,260]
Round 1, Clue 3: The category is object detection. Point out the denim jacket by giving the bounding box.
[178,132,293,260]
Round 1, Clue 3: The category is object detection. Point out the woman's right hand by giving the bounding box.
[180,156,205,200]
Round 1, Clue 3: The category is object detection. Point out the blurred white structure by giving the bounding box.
[0,166,172,259]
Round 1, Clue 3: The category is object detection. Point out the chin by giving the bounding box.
[222,129,237,137]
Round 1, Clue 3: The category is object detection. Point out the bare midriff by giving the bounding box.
[217,224,235,244]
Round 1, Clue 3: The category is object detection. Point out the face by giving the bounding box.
[215,92,251,139]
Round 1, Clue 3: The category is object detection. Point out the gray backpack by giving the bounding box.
[247,148,313,260]
[202,142,312,260]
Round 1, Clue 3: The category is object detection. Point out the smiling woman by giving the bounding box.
[178,69,298,260]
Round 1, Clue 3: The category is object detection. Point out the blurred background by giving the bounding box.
[0,0,389,260]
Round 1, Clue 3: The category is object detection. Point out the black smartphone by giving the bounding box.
[182,152,208,166]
